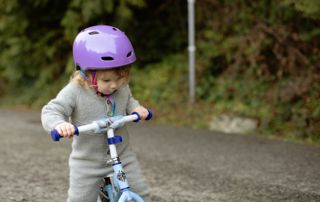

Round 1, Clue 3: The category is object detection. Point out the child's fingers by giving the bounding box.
[142,109,149,119]
[64,125,73,138]
[56,123,74,138]
[133,107,149,119]
[61,125,69,137]
[57,128,63,136]
[66,125,73,134]
[141,112,147,119]
[69,125,75,134]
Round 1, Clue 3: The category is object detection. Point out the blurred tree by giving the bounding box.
[194,0,320,140]
[0,0,146,104]
[0,0,319,141]
[284,0,320,19]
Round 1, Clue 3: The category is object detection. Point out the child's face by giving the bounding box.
[96,70,127,95]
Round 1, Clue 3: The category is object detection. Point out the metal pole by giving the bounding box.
[188,0,196,104]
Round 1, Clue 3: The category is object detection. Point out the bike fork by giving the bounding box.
[106,128,144,202]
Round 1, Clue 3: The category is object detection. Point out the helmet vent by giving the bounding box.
[126,51,132,57]
[89,31,99,35]
[112,27,118,31]
[101,56,114,61]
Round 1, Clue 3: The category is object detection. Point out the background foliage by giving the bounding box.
[0,0,319,144]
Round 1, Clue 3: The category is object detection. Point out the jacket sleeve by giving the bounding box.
[125,85,141,114]
[41,82,79,133]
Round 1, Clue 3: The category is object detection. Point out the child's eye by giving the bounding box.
[104,79,110,82]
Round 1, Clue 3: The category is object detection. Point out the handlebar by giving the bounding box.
[51,110,153,141]
[50,125,80,141]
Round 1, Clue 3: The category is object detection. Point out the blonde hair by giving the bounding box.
[71,66,131,88]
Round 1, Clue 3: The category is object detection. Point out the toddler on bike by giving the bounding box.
[41,25,150,202]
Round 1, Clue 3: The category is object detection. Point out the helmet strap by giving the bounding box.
[79,70,89,81]
[91,71,99,92]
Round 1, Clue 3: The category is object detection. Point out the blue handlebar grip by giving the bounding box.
[50,125,79,142]
[131,112,141,122]
[74,126,79,135]
[146,110,153,120]
[51,129,61,141]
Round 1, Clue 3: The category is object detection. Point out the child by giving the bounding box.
[41,25,150,202]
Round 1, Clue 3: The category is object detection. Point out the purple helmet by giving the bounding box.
[73,25,136,71]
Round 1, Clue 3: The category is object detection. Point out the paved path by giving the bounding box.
[0,109,319,202]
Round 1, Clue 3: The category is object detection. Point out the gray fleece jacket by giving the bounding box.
[41,82,149,202]
[41,81,140,158]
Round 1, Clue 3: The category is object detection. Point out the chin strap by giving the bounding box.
[79,70,116,116]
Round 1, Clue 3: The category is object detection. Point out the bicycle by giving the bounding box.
[50,111,152,202]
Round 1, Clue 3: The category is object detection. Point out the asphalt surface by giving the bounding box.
[0,109,320,202]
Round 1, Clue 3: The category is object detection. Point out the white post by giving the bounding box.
[188,0,196,104]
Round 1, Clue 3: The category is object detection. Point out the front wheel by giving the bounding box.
[99,177,112,202]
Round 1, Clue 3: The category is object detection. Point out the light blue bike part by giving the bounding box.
[112,162,144,202]
[118,190,144,202]
[104,183,114,202]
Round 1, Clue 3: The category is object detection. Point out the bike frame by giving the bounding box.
[51,111,152,202]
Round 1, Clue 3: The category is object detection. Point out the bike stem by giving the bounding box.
[107,128,119,159]
[107,127,131,193]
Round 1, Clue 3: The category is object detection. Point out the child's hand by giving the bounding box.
[55,122,75,139]
[132,106,149,120]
